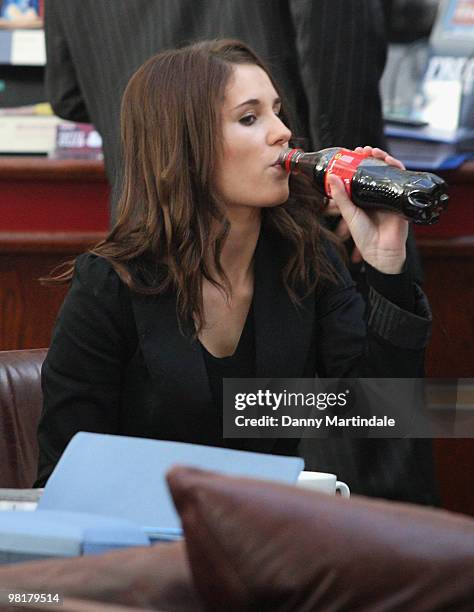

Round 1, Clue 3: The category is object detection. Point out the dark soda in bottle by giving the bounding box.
[278,147,448,225]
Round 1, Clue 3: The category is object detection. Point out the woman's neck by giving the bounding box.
[214,207,261,287]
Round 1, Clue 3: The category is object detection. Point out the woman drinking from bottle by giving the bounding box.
[36,39,436,506]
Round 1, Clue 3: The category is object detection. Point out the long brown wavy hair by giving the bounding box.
[48,39,341,334]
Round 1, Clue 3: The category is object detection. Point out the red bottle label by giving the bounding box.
[324,148,370,199]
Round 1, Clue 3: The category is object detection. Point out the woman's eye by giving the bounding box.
[239,114,257,126]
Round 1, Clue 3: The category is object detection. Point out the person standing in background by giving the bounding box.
[43,0,436,505]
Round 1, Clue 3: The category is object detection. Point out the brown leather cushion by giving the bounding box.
[0,541,201,611]
[0,349,46,488]
[167,466,474,612]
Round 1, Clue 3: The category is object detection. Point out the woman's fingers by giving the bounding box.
[355,145,405,170]
[370,146,386,156]
[327,174,357,226]
[384,154,405,170]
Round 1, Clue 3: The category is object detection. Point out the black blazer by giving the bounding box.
[44,0,388,207]
[37,228,436,504]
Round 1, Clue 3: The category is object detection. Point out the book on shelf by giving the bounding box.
[0,102,103,157]
[51,122,103,160]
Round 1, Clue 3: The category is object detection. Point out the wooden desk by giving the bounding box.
[1,157,108,349]
[1,157,472,514]
[414,162,474,379]
[1,157,109,233]
[0,231,105,349]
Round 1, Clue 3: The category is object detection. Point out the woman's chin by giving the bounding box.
[265,186,290,207]
[274,191,290,206]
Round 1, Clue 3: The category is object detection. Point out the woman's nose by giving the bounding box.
[270,115,292,146]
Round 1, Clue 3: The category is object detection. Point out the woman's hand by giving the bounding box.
[326,146,408,274]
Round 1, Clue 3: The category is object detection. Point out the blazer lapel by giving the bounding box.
[253,228,315,379]
[131,290,211,403]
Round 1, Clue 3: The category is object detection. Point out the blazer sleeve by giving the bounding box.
[36,254,136,487]
[44,0,91,122]
[288,0,387,150]
[314,243,432,378]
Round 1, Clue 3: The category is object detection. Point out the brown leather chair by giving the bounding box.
[0,349,47,488]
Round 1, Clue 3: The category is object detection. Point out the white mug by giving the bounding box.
[296,470,350,497]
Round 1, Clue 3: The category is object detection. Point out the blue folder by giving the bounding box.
[38,432,304,539]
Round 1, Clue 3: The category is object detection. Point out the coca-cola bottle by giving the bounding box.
[279,148,449,225]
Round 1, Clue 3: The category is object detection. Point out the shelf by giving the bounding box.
[0,156,105,181]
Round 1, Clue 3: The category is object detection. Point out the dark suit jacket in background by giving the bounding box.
[44,0,388,211]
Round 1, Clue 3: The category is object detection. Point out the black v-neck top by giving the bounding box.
[199,304,256,450]
[200,303,256,405]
